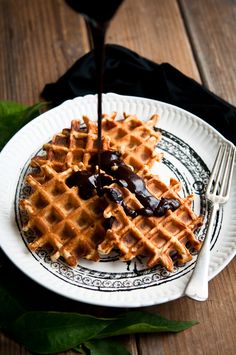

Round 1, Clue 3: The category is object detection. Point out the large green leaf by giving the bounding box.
[8,311,113,354]
[0,100,46,150]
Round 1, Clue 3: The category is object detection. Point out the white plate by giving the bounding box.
[0,93,235,308]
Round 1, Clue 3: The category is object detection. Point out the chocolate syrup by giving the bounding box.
[105,187,139,217]
[90,151,180,217]
[66,170,112,199]
[65,1,124,23]
[66,151,180,218]
[89,22,107,192]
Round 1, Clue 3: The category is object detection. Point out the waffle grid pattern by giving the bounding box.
[102,113,162,172]
[20,164,107,266]
[100,176,202,271]
[31,118,110,172]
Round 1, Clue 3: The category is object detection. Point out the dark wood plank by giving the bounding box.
[179,0,236,105]
[138,263,236,355]
[107,0,200,81]
[0,334,22,355]
[0,0,90,104]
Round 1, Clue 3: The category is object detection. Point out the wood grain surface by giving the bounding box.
[0,0,90,104]
[0,0,235,354]
[107,0,200,81]
[179,0,236,105]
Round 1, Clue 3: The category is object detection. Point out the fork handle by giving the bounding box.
[185,203,219,301]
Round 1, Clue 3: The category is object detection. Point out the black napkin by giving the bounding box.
[42,44,236,145]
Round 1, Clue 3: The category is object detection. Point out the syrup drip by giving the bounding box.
[91,151,180,216]
[66,150,180,218]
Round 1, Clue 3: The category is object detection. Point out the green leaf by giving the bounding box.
[0,100,46,150]
[0,283,25,329]
[1,303,197,354]
[8,311,113,354]
[97,311,198,338]
[82,338,131,355]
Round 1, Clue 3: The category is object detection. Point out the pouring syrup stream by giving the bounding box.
[66,0,124,189]
[89,21,107,191]
[66,0,123,192]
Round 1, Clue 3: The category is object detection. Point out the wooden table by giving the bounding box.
[0,1,235,354]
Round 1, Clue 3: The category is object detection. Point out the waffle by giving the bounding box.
[20,163,108,266]
[102,112,162,172]
[31,117,110,172]
[99,171,203,272]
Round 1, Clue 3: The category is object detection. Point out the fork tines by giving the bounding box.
[207,143,235,200]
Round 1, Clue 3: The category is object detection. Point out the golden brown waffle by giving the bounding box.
[102,112,162,172]
[20,163,108,266]
[31,117,110,172]
[99,172,202,272]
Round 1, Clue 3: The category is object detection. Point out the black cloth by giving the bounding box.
[42,44,236,145]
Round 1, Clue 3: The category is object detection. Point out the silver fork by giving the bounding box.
[185,142,235,301]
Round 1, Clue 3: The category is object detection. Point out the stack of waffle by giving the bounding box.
[20,113,202,272]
